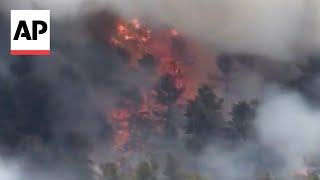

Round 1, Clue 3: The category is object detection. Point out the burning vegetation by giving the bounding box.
[85,15,320,180]
[1,7,320,180]
[106,17,205,153]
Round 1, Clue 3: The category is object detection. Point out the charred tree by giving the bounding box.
[155,74,184,106]
[138,54,157,72]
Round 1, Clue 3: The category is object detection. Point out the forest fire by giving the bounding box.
[107,18,203,152]
[1,2,320,180]
[110,18,151,65]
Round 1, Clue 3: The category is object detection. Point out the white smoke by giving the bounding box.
[256,87,320,173]
[199,86,320,179]
[199,144,257,180]
[0,157,21,180]
[159,0,320,59]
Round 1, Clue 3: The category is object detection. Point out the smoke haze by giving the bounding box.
[1,1,320,180]
[2,0,320,59]
[256,87,320,173]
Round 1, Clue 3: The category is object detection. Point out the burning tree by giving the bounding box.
[155,74,184,106]
[105,17,202,152]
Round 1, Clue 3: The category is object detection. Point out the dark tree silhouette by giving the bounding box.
[138,53,157,71]
[288,55,320,103]
[185,85,224,137]
[155,74,184,106]
[300,56,320,76]
[230,101,256,141]
[163,108,178,138]
[154,74,184,138]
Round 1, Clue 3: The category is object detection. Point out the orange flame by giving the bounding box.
[107,17,210,152]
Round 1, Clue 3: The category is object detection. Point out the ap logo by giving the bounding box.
[11,10,50,56]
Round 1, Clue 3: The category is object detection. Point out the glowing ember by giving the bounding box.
[113,130,130,151]
[110,109,131,151]
[170,29,179,36]
[132,18,141,29]
[110,18,151,64]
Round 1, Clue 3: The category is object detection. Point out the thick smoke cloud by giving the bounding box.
[1,1,320,180]
[199,144,258,180]
[160,0,320,59]
[122,0,320,59]
[198,86,320,179]
[0,8,118,180]
[256,88,320,173]
[2,0,319,59]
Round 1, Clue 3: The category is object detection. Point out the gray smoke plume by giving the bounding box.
[2,0,320,59]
